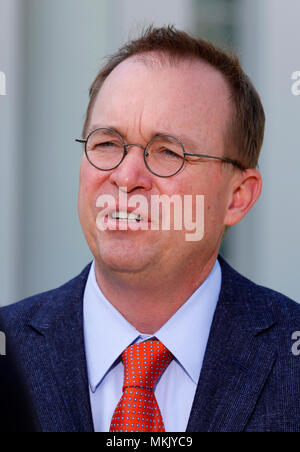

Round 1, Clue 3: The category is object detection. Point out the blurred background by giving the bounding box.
[0,0,299,306]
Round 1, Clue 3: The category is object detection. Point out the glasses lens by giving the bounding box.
[86,128,124,170]
[145,135,185,177]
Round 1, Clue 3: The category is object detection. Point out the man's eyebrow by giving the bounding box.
[152,130,200,150]
[87,125,200,150]
[87,124,108,134]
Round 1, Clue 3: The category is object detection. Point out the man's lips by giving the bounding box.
[95,200,153,231]
[97,205,150,222]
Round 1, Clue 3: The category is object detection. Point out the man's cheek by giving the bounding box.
[79,172,98,198]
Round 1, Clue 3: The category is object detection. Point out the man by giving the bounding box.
[0,26,300,432]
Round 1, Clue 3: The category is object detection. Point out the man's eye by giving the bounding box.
[161,149,182,159]
[95,141,116,148]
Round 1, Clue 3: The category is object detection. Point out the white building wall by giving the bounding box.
[0,0,24,305]
[224,0,300,301]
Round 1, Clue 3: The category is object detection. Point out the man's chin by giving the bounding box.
[97,254,151,274]
[95,240,156,274]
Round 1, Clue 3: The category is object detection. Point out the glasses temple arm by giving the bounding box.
[184,152,246,171]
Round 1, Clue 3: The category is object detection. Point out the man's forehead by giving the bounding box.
[106,51,228,84]
[90,52,233,150]
[97,53,232,109]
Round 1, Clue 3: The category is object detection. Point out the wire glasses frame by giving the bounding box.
[75,127,246,177]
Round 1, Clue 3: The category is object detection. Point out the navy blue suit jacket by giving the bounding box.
[1,257,300,432]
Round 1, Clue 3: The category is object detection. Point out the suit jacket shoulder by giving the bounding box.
[219,255,300,322]
[0,263,92,330]
[220,256,300,348]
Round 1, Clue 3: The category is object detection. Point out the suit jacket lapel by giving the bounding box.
[26,264,94,432]
[186,257,277,432]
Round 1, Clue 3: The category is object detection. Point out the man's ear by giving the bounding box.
[224,169,262,226]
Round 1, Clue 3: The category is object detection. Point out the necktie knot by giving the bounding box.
[121,340,173,392]
[110,339,173,432]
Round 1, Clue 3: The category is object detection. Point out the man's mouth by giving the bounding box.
[109,210,143,222]
[96,207,149,232]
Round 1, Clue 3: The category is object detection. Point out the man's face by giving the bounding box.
[78,56,236,280]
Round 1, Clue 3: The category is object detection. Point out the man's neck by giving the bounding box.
[93,254,218,334]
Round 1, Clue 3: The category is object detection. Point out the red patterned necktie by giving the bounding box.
[109,339,173,432]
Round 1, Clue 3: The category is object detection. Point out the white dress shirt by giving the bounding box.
[83,260,221,432]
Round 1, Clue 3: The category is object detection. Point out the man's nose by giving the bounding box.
[109,145,153,193]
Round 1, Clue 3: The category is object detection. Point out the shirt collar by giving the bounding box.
[83,260,221,392]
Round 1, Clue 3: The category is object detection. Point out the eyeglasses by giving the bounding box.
[75,127,245,178]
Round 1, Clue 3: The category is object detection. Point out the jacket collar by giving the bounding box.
[186,256,276,432]
[27,263,94,432]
